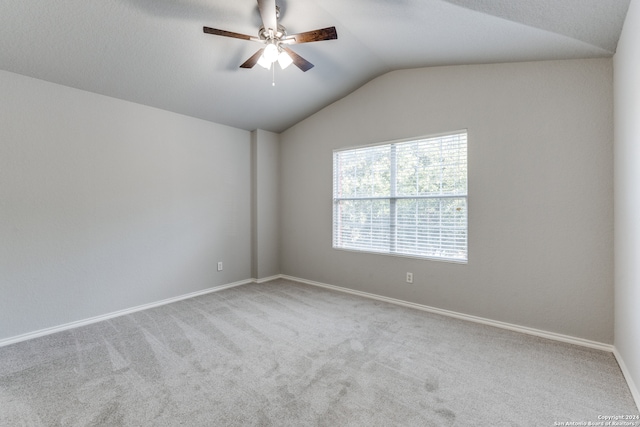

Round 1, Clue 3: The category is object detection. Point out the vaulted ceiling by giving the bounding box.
[0,0,630,133]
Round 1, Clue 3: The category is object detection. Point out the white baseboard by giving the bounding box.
[254,275,282,284]
[279,274,614,353]
[1,274,616,354]
[614,348,640,411]
[0,279,254,348]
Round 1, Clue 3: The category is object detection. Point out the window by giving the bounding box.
[332,131,467,262]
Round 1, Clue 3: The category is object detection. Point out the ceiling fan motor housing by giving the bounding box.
[259,24,287,42]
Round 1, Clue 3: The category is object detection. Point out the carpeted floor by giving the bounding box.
[0,279,637,426]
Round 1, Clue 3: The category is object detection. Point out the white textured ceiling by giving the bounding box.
[0,0,630,133]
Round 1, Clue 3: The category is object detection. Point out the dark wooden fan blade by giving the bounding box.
[203,27,253,41]
[281,46,314,72]
[257,0,277,32]
[286,26,338,44]
[240,49,265,69]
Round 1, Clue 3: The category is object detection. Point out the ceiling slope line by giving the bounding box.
[440,0,627,54]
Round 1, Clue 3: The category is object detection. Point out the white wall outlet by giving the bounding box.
[217,261,223,271]
[406,272,413,284]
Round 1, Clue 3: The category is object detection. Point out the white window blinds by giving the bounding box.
[333,131,468,262]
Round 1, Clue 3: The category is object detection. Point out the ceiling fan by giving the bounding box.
[203,0,337,72]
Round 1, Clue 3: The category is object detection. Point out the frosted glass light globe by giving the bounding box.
[263,43,279,63]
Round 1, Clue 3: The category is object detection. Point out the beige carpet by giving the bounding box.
[0,279,637,426]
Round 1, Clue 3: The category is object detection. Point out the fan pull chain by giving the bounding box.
[272,64,275,86]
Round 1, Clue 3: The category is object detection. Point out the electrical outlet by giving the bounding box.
[217,262,223,271]
[406,272,413,284]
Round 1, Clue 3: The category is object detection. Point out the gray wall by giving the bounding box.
[280,58,614,344]
[0,70,252,341]
[614,0,640,404]
[251,129,280,280]
[0,56,620,353]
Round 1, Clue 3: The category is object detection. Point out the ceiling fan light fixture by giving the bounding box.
[277,50,293,69]
[263,42,279,63]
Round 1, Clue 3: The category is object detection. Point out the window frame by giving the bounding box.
[332,130,468,263]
